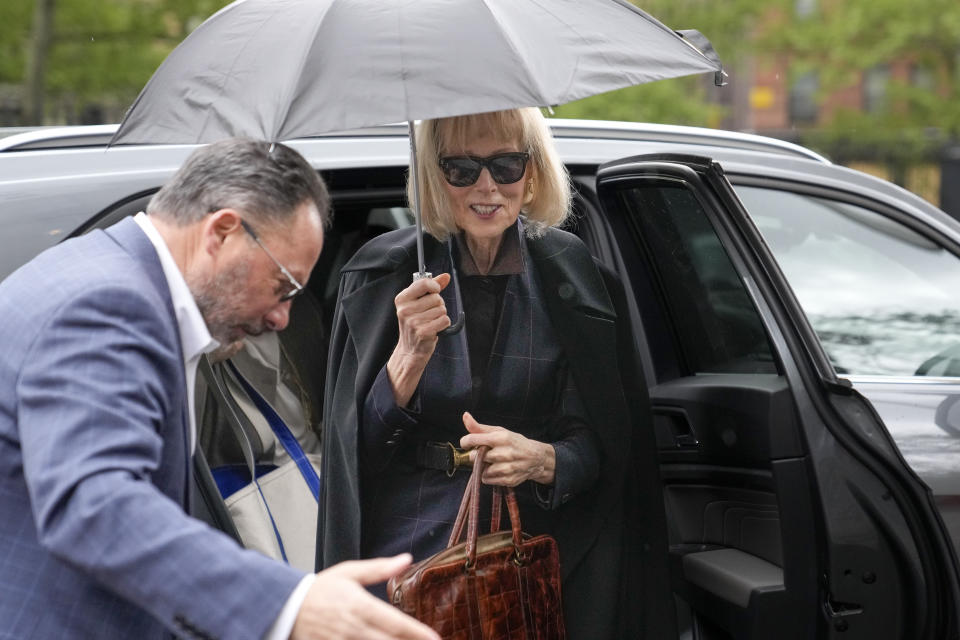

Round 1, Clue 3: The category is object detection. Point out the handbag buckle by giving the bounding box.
[512,548,528,567]
[446,442,473,477]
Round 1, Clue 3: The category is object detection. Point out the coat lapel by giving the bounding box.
[528,228,631,574]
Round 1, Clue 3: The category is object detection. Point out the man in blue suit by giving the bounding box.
[0,139,438,640]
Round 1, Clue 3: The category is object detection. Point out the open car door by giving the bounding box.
[592,153,960,639]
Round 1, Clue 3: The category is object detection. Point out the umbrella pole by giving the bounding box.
[408,119,465,336]
[408,120,428,280]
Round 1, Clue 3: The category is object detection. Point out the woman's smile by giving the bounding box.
[469,203,502,218]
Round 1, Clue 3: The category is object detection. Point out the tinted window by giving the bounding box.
[616,182,778,375]
[739,185,960,377]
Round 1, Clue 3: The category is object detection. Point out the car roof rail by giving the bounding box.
[547,119,830,164]
[0,125,120,151]
[0,119,830,164]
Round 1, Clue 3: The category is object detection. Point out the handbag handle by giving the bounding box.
[447,446,524,567]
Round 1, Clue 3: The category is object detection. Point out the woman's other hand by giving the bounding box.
[459,411,556,486]
[387,273,452,407]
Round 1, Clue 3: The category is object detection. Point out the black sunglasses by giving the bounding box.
[438,152,530,187]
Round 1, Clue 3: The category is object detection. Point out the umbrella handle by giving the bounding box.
[412,271,465,336]
[439,311,465,336]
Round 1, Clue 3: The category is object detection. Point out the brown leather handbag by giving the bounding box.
[387,447,566,639]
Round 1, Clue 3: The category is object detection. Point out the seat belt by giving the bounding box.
[199,357,289,563]
[226,360,321,502]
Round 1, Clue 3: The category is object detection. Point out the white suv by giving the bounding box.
[2,120,959,640]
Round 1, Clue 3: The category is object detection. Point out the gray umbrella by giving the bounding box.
[111,0,723,299]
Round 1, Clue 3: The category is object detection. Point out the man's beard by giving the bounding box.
[189,260,263,361]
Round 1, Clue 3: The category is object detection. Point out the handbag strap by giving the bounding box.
[226,360,320,502]
[447,447,524,565]
[199,357,289,563]
[491,485,502,534]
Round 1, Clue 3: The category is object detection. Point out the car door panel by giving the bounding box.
[593,154,959,639]
[654,379,815,640]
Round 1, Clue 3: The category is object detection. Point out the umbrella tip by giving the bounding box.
[268,142,276,154]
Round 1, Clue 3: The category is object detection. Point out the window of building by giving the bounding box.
[795,0,817,18]
[911,64,936,92]
[863,65,890,113]
[789,71,819,124]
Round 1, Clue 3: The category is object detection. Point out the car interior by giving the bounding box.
[80,160,953,640]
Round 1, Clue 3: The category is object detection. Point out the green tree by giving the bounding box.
[23,0,54,124]
[759,0,960,163]
[552,0,769,127]
[0,0,229,125]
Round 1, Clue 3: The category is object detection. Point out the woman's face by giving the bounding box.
[441,132,529,247]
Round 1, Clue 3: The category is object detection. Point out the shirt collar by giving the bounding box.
[133,212,219,362]
[455,218,525,277]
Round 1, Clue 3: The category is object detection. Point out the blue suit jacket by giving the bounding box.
[0,217,303,639]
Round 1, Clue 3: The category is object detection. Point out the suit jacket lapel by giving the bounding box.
[105,216,193,505]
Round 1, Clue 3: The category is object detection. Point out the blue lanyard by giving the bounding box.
[227,361,320,502]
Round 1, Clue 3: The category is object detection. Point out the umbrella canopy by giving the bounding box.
[110,0,723,145]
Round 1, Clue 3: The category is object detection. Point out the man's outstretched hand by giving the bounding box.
[291,554,439,640]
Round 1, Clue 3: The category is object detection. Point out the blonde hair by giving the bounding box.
[408,108,571,241]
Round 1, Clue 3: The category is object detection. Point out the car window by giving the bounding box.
[738,186,960,378]
[614,182,778,376]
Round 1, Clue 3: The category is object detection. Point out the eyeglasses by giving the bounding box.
[240,219,304,302]
[438,152,530,187]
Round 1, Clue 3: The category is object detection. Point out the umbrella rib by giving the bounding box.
[608,0,718,67]
[523,0,597,100]
[477,0,553,106]
[272,0,336,142]
[398,3,411,121]
[194,4,288,142]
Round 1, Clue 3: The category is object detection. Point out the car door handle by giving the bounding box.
[653,406,700,449]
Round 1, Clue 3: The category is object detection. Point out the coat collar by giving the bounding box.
[341,224,615,321]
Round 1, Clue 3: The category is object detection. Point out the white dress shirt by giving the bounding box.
[132,213,313,640]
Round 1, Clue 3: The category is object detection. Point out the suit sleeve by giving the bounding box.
[17,284,304,640]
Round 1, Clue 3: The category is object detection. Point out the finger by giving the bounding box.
[401,304,450,331]
[396,277,443,303]
[462,411,497,434]
[397,305,446,333]
[326,554,414,585]
[397,292,447,316]
[460,428,510,451]
[478,443,518,464]
[422,313,452,335]
[483,464,525,487]
[361,599,442,640]
[460,433,498,451]
[433,272,451,290]
[400,272,450,298]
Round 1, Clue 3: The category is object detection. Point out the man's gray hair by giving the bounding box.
[147,138,330,229]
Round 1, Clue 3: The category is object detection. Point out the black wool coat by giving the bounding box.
[317,225,640,638]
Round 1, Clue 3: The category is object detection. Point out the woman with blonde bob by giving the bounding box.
[412,107,571,241]
[320,107,636,638]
